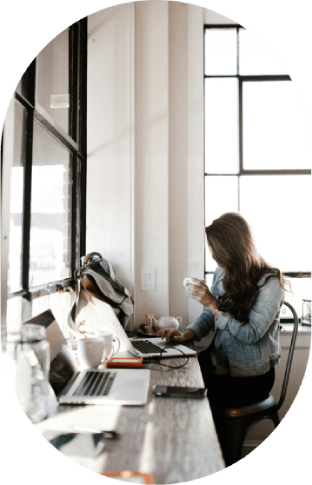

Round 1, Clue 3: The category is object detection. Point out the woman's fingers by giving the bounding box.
[172,335,186,343]
[157,328,182,341]
[191,278,204,285]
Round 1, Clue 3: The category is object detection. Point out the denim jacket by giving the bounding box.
[186,267,285,377]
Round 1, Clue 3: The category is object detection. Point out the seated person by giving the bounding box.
[158,212,288,457]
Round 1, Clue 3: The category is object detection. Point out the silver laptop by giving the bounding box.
[30,310,151,406]
[58,366,151,406]
[128,336,197,359]
[89,300,197,360]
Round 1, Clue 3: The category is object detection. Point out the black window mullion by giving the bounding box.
[70,152,78,276]
[204,26,311,278]
[204,24,243,29]
[240,75,291,82]
[34,103,79,152]
[77,18,87,259]
[69,24,78,143]
[78,18,88,157]
[79,155,87,260]
[6,18,87,314]
[236,27,240,75]
[21,62,36,293]
[22,111,33,292]
[238,78,243,173]
[19,62,37,322]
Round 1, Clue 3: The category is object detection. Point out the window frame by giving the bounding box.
[6,18,87,322]
[204,24,311,279]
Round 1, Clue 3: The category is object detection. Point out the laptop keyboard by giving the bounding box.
[73,371,116,397]
[132,340,167,354]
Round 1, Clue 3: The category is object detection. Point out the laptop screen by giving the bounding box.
[24,310,78,396]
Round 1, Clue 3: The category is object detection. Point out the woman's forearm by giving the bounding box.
[181,329,197,341]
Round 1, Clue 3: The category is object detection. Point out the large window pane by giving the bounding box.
[240,175,311,272]
[205,29,237,75]
[6,296,23,332]
[205,176,238,271]
[36,29,70,135]
[239,29,288,75]
[281,278,312,321]
[29,121,71,287]
[8,101,27,293]
[243,81,311,170]
[16,70,30,99]
[205,78,239,174]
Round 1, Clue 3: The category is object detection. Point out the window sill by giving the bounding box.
[279,324,311,349]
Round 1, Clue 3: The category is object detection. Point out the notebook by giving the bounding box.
[28,310,151,406]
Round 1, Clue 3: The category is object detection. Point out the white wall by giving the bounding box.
[87,1,208,328]
[87,3,135,312]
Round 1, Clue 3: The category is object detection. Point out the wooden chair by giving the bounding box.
[218,301,299,466]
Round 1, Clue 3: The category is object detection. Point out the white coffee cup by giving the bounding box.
[95,331,120,360]
[183,277,202,288]
[77,337,114,369]
[67,339,78,354]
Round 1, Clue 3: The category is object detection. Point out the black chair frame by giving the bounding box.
[218,301,299,466]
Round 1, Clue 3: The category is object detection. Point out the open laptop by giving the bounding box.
[90,299,197,360]
[25,310,150,406]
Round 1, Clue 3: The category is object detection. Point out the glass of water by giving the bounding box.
[3,324,50,423]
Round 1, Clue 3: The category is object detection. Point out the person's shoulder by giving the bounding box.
[258,272,280,286]
[258,273,285,298]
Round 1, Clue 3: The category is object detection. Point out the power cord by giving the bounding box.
[144,345,210,369]
[130,335,212,369]
[144,346,190,370]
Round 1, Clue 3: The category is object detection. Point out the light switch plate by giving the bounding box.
[141,269,156,292]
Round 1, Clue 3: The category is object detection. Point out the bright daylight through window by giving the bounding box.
[204,26,311,315]
[5,19,87,332]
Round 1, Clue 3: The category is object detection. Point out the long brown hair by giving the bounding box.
[205,212,289,325]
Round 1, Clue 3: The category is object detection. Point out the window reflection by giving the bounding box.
[8,101,27,293]
[29,121,71,287]
[6,296,23,332]
[36,29,70,135]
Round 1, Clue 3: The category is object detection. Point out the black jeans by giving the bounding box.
[198,345,275,464]
[198,345,275,408]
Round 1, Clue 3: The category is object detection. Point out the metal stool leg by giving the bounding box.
[271,412,280,428]
[211,407,248,466]
[216,416,248,466]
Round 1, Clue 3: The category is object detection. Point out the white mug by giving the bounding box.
[183,277,202,288]
[77,337,114,369]
[95,331,120,360]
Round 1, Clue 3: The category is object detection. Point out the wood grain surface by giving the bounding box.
[36,355,225,483]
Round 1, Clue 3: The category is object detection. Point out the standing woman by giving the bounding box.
[158,213,289,459]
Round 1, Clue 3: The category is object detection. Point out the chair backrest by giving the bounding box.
[276,301,299,412]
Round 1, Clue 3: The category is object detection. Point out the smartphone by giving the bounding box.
[152,385,207,399]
